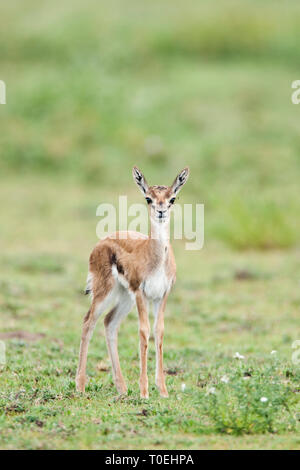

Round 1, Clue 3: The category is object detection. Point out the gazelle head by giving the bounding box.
[133,166,189,224]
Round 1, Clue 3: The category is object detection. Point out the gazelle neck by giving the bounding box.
[149,218,170,254]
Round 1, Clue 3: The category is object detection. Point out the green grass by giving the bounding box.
[0,177,299,449]
[0,0,300,449]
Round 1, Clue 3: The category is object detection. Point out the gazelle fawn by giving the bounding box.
[76,166,189,398]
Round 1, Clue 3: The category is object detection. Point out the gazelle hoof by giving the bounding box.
[116,382,128,396]
[156,380,169,398]
[75,375,86,393]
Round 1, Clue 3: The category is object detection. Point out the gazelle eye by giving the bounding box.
[169,197,176,205]
[145,197,152,205]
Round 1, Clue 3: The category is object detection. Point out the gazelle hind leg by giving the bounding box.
[104,289,134,395]
[76,290,115,393]
[153,296,168,397]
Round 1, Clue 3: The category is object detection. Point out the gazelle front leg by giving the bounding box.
[153,295,168,397]
[136,291,150,399]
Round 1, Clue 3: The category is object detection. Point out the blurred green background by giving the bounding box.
[1,0,300,249]
[1,0,300,450]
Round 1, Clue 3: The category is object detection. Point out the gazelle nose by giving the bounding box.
[157,209,167,216]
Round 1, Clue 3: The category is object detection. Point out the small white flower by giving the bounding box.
[220,375,229,383]
[233,352,245,359]
[181,383,186,392]
[207,386,216,395]
[260,396,268,403]
[270,350,277,355]
[243,376,250,380]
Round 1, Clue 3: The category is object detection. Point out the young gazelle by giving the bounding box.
[76,166,189,398]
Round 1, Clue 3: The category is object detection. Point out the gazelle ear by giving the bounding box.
[132,166,149,195]
[171,167,189,194]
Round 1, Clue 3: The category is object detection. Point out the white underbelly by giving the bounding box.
[143,266,172,300]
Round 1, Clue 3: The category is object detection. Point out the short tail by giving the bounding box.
[85,272,93,296]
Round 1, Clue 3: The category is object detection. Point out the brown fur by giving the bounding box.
[76,166,189,398]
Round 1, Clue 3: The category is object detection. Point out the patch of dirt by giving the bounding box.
[0,331,45,342]
[234,270,256,281]
[165,367,183,375]
[96,361,110,372]
[137,409,148,417]
[244,370,252,377]
[5,404,26,414]
[92,418,102,425]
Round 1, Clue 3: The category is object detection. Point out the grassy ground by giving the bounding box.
[0,177,299,449]
[0,0,300,449]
